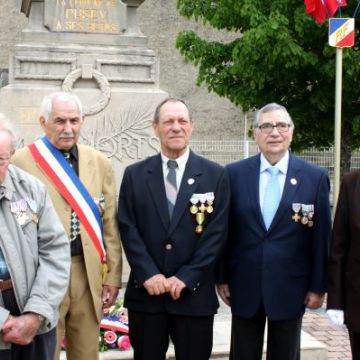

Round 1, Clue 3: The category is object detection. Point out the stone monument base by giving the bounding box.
[60,303,327,360]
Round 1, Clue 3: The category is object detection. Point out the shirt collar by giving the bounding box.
[260,151,289,175]
[161,147,190,171]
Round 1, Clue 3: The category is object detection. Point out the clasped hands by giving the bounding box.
[143,274,186,300]
[1,313,43,345]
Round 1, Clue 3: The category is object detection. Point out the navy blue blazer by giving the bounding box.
[118,151,230,316]
[223,153,331,320]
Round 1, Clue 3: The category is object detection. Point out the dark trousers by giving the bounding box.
[230,303,302,360]
[0,288,56,360]
[128,310,214,360]
[349,330,360,360]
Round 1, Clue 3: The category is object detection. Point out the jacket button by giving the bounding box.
[165,244,172,250]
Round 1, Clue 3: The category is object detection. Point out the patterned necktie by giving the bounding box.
[262,166,281,229]
[64,152,80,241]
[165,160,178,218]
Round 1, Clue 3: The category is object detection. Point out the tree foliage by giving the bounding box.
[176,0,360,171]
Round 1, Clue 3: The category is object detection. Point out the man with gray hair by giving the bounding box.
[217,103,331,359]
[12,92,123,360]
[0,113,70,360]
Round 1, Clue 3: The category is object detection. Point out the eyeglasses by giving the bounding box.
[256,122,291,134]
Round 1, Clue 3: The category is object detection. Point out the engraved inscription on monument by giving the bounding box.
[1,0,166,180]
[45,0,123,34]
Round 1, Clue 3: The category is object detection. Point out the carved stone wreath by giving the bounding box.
[62,68,111,116]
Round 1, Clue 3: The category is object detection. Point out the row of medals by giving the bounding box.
[292,203,314,227]
[10,199,38,225]
[190,200,214,234]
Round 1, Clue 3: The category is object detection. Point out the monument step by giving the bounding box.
[60,321,327,360]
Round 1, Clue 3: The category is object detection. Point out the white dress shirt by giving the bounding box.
[161,148,190,189]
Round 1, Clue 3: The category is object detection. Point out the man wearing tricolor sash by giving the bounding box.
[12,92,123,360]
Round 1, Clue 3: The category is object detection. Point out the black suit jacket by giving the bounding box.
[118,151,230,316]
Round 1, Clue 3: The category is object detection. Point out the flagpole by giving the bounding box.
[333,47,343,213]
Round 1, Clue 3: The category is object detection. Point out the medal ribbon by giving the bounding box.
[28,136,106,263]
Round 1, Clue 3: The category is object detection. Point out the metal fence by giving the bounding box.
[190,139,338,168]
[190,139,360,202]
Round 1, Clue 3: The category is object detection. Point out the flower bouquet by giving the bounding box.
[99,298,131,352]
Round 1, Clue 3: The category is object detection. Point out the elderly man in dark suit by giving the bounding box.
[327,171,360,359]
[217,103,331,360]
[118,97,230,360]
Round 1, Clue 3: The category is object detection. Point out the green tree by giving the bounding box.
[176,0,360,175]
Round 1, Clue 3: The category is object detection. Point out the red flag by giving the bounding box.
[305,0,347,24]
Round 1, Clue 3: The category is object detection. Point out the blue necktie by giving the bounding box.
[262,166,281,229]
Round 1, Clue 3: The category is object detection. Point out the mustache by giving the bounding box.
[60,133,74,139]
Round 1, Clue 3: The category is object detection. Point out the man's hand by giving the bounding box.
[304,291,325,309]
[167,276,186,300]
[216,284,231,306]
[102,285,120,309]
[143,274,169,296]
[2,313,43,345]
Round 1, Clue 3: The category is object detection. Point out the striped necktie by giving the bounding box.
[165,160,178,218]
[262,166,281,229]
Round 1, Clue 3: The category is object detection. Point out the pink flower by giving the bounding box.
[104,331,117,344]
[117,335,131,350]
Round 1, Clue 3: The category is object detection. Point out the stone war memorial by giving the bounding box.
[0,2,332,359]
[0,0,167,183]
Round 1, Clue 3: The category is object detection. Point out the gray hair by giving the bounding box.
[153,97,192,123]
[40,92,83,121]
[0,113,17,151]
[253,102,295,129]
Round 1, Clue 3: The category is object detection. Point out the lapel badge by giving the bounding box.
[187,178,195,185]
[290,178,297,185]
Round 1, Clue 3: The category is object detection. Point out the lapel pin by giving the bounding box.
[187,178,195,185]
[290,178,297,185]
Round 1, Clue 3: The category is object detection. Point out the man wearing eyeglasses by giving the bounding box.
[217,103,331,359]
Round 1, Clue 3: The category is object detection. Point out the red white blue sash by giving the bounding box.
[28,136,106,263]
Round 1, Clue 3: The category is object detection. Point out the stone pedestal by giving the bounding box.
[1,0,166,182]
[1,0,167,281]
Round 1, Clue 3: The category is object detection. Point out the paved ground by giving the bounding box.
[303,305,351,359]
[217,297,352,359]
